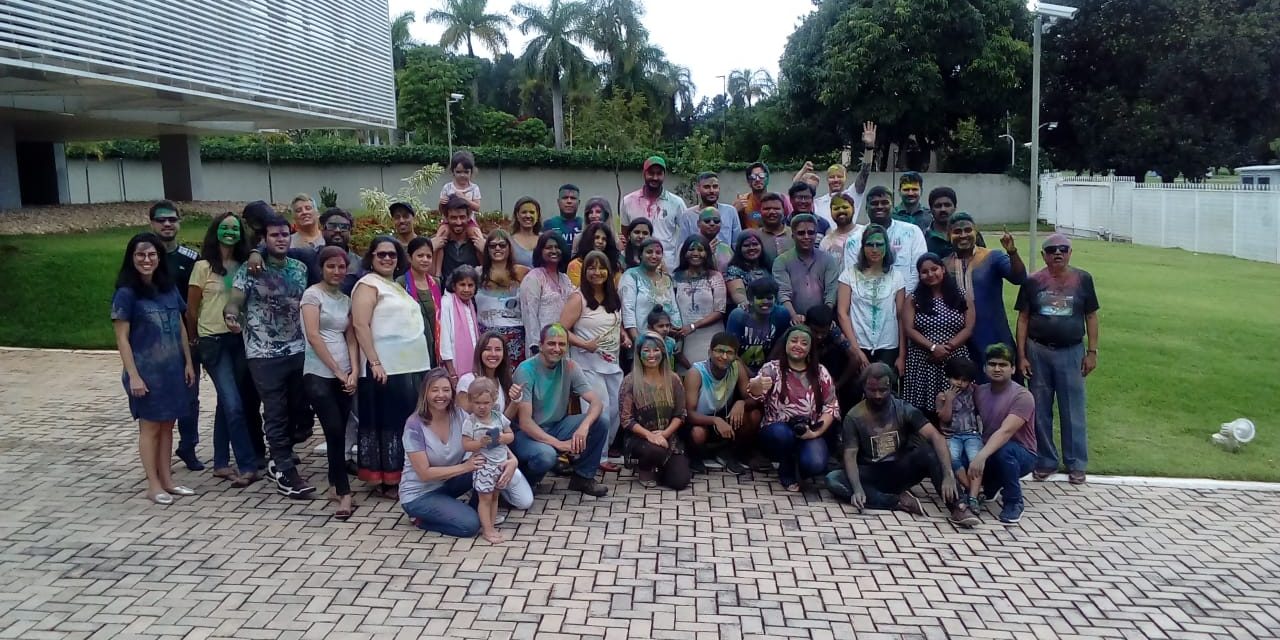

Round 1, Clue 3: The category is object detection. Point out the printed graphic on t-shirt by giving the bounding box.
[1035,289,1075,317]
[869,430,900,462]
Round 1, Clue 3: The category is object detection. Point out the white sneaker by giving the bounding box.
[313,442,328,455]
[494,511,507,525]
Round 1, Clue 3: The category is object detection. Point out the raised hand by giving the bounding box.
[1000,226,1016,253]
[862,122,878,148]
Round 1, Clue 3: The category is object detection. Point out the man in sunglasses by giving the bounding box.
[680,172,741,248]
[1014,233,1100,486]
[148,200,204,470]
[319,207,361,267]
[773,214,839,327]
[734,162,791,231]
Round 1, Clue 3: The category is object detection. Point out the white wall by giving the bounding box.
[65,160,1031,224]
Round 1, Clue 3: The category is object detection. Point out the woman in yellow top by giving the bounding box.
[566,222,624,287]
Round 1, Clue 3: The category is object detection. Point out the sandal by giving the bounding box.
[333,504,357,521]
[637,468,658,488]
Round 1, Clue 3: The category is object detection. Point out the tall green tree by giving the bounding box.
[396,46,481,145]
[1043,0,1280,180]
[727,68,775,107]
[425,0,513,58]
[514,0,594,149]
[390,10,419,71]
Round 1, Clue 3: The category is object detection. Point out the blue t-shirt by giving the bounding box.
[543,215,582,249]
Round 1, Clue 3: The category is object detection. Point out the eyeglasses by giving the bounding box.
[374,251,398,260]
[1044,245,1071,254]
[864,242,886,249]
[134,252,159,260]
[324,222,352,231]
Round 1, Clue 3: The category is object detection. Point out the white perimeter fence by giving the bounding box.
[1039,174,1280,263]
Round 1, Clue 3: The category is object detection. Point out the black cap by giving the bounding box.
[389,201,416,216]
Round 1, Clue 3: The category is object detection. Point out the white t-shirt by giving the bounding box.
[838,268,905,351]
[814,183,866,230]
[620,188,687,271]
[842,220,928,292]
[462,411,511,465]
[441,182,482,221]
[300,285,352,378]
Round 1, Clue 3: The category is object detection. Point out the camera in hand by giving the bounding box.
[787,415,813,437]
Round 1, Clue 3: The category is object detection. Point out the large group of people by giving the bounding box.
[112,137,1102,541]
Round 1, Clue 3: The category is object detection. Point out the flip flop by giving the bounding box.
[334,505,357,521]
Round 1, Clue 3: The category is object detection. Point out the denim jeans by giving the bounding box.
[175,349,201,456]
[1027,340,1088,471]
[826,445,944,510]
[402,471,535,538]
[947,433,984,471]
[247,353,305,474]
[760,422,830,487]
[197,334,259,474]
[512,412,607,487]
[982,441,1037,506]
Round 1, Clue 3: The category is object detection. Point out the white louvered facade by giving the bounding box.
[0,0,396,132]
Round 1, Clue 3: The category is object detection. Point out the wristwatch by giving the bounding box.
[930,344,937,353]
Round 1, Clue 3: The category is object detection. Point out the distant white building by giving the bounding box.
[1235,165,1280,190]
[0,0,396,208]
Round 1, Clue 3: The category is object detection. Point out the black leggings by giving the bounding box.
[632,440,692,491]
[303,374,353,496]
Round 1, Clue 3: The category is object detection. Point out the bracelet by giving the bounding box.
[370,361,382,367]
[929,343,937,353]
[1087,349,1097,354]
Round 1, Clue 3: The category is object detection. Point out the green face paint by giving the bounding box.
[217,218,242,246]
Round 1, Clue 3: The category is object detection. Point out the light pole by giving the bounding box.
[716,74,727,142]
[1002,121,1056,167]
[446,92,464,159]
[1027,1,1076,269]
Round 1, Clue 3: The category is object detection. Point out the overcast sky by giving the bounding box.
[387,0,816,103]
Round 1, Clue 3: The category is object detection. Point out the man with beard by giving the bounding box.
[223,215,315,499]
[620,156,686,271]
[842,186,928,291]
[892,172,930,228]
[1016,234,1099,486]
[543,184,583,248]
[432,195,484,277]
[819,194,862,273]
[787,181,830,237]
[922,187,985,257]
[319,207,361,267]
[680,172,741,248]
[758,193,794,262]
[944,212,1024,381]
[241,201,322,285]
[390,201,418,247]
[688,206,735,273]
[826,363,979,526]
[734,162,791,230]
[147,200,204,470]
[725,278,788,375]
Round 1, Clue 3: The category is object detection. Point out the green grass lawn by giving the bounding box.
[1,225,1277,480]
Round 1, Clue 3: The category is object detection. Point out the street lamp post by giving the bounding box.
[716,74,727,142]
[1027,1,1076,270]
[446,92,464,159]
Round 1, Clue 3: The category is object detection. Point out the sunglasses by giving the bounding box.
[374,251,398,260]
[324,222,352,231]
[701,217,721,224]
[489,241,509,249]
[153,217,179,224]
[1044,245,1071,254]
[748,174,766,181]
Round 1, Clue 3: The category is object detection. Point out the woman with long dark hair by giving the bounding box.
[560,250,625,471]
[517,231,574,358]
[509,196,542,268]
[187,213,261,487]
[902,253,974,416]
[748,325,840,492]
[725,230,775,309]
[352,236,432,500]
[623,218,655,269]
[673,235,727,370]
[567,222,624,287]
[112,232,196,505]
[475,230,528,371]
[457,331,522,422]
[619,238,683,346]
[836,223,907,378]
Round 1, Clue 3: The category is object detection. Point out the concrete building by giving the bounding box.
[0,0,396,209]
[1235,166,1280,190]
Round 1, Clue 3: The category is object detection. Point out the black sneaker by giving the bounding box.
[276,468,316,499]
[716,453,748,475]
[999,500,1024,524]
[688,457,707,475]
[568,475,609,497]
[266,460,281,482]
[175,449,205,471]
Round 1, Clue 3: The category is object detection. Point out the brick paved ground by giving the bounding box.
[2,349,1278,640]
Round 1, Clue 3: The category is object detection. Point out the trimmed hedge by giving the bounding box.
[65,139,820,173]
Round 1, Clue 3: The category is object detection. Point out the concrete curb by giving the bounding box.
[0,346,117,354]
[1031,473,1280,492]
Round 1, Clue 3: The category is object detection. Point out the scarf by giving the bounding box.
[447,292,476,377]
[946,246,992,298]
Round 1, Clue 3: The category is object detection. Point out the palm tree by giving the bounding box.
[425,0,513,58]
[514,0,593,149]
[727,68,775,107]
[390,11,418,71]
[587,0,647,90]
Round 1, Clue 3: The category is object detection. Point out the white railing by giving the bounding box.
[1041,175,1280,263]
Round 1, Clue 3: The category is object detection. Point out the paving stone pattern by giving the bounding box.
[2,350,1278,640]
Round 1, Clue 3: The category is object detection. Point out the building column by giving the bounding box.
[0,124,20,210]
[159,134,204,201]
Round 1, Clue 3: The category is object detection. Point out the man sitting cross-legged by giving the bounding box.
[826,363,980,527]
[511,324,610,497]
